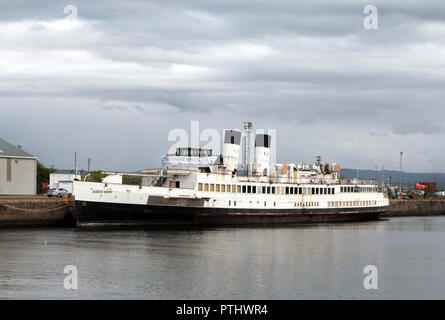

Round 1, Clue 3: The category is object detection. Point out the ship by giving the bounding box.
[73,122,390,227]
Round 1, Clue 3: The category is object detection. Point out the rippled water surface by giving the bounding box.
[1,216,445,299]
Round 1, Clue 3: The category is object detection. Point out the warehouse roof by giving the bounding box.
[0,138,36,158]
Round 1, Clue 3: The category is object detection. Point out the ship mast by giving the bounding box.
[243,121,253,176]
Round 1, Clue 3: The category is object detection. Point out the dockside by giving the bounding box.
[0,195,76,227]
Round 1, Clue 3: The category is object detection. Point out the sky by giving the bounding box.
[1,0,445,173]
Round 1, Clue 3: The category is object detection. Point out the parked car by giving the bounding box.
[47,188,72,198]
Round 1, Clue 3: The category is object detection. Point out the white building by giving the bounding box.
[50,172,82,193]
[0,138,37,195]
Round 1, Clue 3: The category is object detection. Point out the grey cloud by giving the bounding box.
[1,0,445,172]
[102,105,129,112]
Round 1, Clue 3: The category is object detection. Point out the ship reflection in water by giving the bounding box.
[1,216,445,300]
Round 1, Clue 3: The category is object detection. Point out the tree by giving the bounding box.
[386,186,394,199]
[123,175,142,185]
[85,171,108,182]
[36,162,57,194]
[37,162,57,183]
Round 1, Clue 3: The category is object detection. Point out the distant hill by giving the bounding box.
[341,168,445,190]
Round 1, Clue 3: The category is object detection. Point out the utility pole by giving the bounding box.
[88,158,91,173]
[75,152,78,177]
[375,165,378,186]
[382,165,385,190]
[399,152,403,199]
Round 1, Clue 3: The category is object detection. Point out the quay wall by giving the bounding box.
[1,196,445,227]
[0,196,75,227]
[386,199,445,217]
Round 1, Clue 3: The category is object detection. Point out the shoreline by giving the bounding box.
[1,196,445,228]
[0,195,76,227]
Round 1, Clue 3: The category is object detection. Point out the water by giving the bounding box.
[1,216,445,300]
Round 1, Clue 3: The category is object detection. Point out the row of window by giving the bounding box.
[197,183,336,195]
[286,187,335,195]
[175,147,212,157]
[297,202,320,207]
[340,186,378,193]
[217,199,377,208]
[328,200,377,208]
[228,200,279,207]
[226,200,321,207]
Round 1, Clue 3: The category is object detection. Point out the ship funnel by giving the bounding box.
[223,129,241,173]
[254,134,271,176]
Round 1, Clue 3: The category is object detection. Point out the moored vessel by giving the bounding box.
[74,123,390,227]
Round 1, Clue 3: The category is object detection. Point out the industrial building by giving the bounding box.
[419,181,437,193]
[49,170,82,193]
[0,138,37,195]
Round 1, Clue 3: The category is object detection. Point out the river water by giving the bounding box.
[1,216,445,300]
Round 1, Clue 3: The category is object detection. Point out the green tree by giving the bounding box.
[37,161,57,183]
[123,175,142,185]
[386,186,394,199]
[85,171,108,182]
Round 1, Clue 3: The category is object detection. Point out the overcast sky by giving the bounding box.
[1,0,445,172]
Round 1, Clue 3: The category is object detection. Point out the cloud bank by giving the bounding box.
[1,0,444,172]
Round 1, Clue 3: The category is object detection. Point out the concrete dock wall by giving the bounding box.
[386,199,445,217]
[0,196,75,227]
[1,196,445,227]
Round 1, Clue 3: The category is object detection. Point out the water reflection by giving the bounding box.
[1,216,445,299]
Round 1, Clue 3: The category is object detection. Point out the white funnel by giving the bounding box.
[223,130,241,173]
[254,134,271,176]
